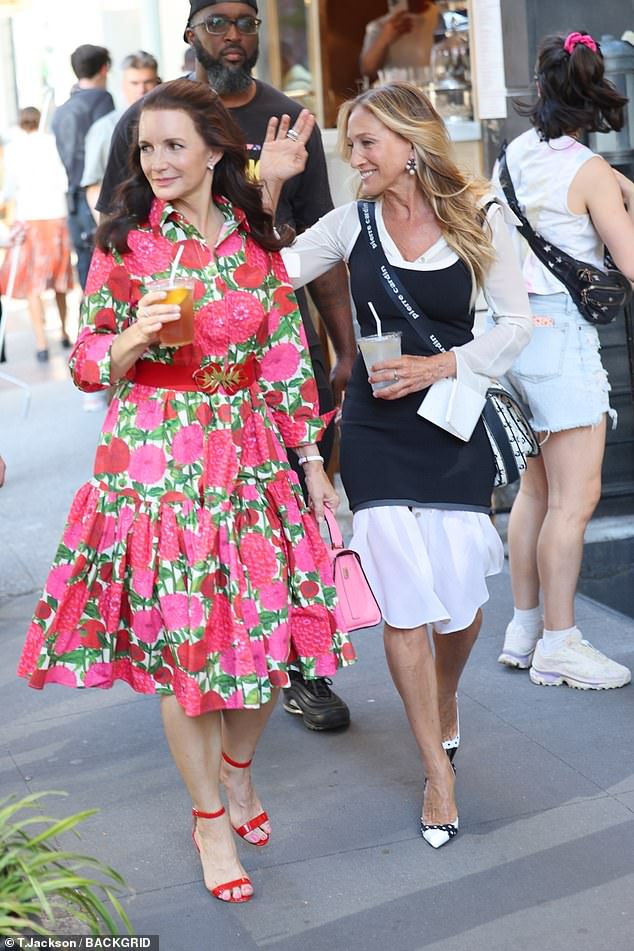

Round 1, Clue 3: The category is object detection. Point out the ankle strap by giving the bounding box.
[192,806,225,820]
[222,751,253,769]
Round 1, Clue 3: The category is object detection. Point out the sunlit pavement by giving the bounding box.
[1,293,634,951]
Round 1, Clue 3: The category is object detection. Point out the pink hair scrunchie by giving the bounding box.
[563,32,598,55]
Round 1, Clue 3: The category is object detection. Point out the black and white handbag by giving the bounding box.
[357,201,539,487]
[482,386,539,487]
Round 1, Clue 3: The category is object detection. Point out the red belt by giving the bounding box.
[134,356,258,395]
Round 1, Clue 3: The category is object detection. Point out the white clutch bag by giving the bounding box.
[417,361,489,442]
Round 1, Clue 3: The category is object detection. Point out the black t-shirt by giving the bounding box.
[96,78,333,355]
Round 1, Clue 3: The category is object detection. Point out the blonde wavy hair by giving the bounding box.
[337,82,495,290]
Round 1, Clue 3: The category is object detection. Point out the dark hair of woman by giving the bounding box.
[515,32,627,141]
[96,78,292,254]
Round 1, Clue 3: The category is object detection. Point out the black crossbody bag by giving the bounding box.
[357,200,538,487]
[497,143,631,326]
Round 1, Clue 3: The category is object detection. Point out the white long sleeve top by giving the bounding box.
[281,197,532,380]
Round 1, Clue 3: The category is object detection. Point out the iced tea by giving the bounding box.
[146,278,195,347]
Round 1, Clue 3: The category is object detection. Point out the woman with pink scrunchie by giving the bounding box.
[496,32,634,689]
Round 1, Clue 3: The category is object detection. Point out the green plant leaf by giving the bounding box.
[0,792,133,936]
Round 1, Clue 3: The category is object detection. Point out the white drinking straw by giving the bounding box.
[169,244,184,285]
[367,301,383,337]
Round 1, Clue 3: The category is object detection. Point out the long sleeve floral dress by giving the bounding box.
[18,197,355,716]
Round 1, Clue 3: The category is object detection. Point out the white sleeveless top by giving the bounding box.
[500,128,604,295]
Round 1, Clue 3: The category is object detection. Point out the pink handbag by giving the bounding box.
[322,508,382,631]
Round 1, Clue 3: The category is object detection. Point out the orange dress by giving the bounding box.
[0,129,73,298]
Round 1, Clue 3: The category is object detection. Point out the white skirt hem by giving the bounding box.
[350,505,504,634]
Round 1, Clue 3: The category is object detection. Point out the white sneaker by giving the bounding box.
[498,620,541,669]
[529,630,631,690]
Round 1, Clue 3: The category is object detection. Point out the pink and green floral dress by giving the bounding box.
[18,197,356,716]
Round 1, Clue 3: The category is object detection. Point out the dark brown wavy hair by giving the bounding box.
[516,32,627,140]
[96,78,291,253]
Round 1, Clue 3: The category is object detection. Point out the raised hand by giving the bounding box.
[259,109,316,188]
[381,11,414,43]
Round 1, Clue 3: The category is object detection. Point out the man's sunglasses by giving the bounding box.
[191,15,262,36]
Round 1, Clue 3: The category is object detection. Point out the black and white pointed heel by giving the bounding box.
[420,771,459,849]
[420,817,459,849]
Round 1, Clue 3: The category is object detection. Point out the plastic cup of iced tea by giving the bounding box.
[146,278,195,347]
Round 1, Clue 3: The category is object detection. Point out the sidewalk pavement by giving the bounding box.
[1,299,634,951]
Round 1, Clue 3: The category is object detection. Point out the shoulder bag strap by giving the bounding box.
[357,202,519,476]
[357,200,447,354]
[357,199,496,353]
[497,143,583,277]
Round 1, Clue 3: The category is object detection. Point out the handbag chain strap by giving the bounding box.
[357,201,520,481]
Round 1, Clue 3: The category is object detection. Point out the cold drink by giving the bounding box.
[358,332,402,390]
[146,278,195,347]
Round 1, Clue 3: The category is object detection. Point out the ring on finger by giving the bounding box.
[286,128,299,141]
[393,370,399,382]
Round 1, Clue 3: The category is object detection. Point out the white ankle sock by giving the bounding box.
[512,606,542,636]
[540,625,578,654]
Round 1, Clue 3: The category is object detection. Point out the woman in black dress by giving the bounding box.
[279,82,532,847]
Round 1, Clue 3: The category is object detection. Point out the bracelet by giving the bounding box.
[297,454,324,466]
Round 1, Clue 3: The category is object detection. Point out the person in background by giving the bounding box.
[97,0,358,733]
[17,78,355,905]
[280,40,315,114]
[82,51,160,219]
[181,45,197,74]
[271,81,531,848]
[360,0,442,85]
[51,44,114,291]
[496,32,634,690]
[0,108,73,361]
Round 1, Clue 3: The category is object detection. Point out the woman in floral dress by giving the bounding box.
[17,79,355,904]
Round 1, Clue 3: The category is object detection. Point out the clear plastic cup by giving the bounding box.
[358,332,402,390]
[146,278,195,347]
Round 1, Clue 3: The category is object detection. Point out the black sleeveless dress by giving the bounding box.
[340,233,495,514]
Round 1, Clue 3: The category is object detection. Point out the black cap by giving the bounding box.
[187,0,258,28]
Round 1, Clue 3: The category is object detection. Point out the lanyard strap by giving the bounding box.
[357,200,447,354]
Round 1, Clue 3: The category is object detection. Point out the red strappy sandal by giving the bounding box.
[222,752,270,847]
[191,806,253,903]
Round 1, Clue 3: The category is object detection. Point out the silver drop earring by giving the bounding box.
[406,154,417,176]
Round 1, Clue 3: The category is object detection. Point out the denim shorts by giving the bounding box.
[500,293,614,434]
